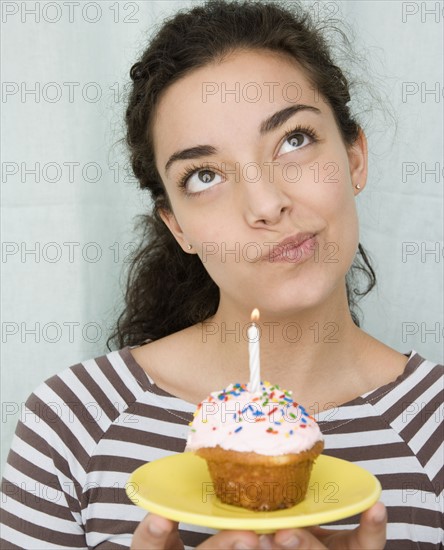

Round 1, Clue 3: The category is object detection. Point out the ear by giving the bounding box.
[158,208,194,253]
[347,128,368,195]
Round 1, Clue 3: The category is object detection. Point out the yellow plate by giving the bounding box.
[126,453,381,533]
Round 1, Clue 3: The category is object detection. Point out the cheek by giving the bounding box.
[174,208,235,264]
[315,155,360,260]
[187,216,231,244]
[315,148,356,216]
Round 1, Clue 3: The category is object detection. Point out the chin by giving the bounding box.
[258,280,340,316]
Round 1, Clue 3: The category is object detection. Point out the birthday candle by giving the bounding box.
[247,308,260,392]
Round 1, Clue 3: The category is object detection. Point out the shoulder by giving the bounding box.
[364,350,442,408]
[363,351,443,431]
[27,347,150,416]
[19,348,152,464]
[366,351,443,491]
[127,325,206,401]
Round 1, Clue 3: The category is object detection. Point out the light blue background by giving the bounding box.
[2,0,443,472]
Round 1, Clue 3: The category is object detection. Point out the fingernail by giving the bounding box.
[234,542,254,550]
[147,516,166,537]
[373,506,386,524]
[280,534,300,548]
[259,535,273,550]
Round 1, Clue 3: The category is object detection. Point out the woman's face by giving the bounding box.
[153,49,367,318]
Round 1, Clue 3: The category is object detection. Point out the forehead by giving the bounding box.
[152,49,326,166]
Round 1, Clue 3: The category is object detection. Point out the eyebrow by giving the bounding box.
[164,104,321,175]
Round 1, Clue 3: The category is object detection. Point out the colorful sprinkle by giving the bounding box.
[188,381,322,448]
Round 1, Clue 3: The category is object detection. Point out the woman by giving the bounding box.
[1,1,442,549]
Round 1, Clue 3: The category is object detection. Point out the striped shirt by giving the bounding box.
[1,347,443,549]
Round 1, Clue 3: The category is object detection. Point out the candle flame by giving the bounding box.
[250,308,260,322]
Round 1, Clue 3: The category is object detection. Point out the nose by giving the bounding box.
[242,171,293,226]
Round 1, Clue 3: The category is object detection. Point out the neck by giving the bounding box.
[198,286,374,405]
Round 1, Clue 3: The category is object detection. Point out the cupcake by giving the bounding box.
[185,381,324,511]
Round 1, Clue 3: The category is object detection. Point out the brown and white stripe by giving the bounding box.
[1,347,443,549]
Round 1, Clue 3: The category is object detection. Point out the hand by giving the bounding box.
[131,502,387,550]
[130,513,261,549]
[271,502,387,549]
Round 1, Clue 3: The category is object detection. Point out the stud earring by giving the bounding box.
[355,184,361,189]
[187,244,193,251]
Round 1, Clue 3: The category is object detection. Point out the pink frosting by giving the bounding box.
[185,381,323,456]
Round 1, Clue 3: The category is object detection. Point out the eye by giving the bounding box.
[177,164,223,196]
[277,125,318,157]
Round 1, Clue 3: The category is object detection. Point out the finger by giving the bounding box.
[197,530,260,549]
[304,525,343,541]
[348,502,387,550]
[273,528,327,549]
[131,513,183,550]
[325,502,387,550]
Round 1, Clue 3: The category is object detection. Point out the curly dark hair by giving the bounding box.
[107,0,376,350]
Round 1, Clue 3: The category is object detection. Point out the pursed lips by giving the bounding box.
[264,232,317,262]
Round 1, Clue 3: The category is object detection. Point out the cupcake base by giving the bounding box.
[196,440,324,511]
